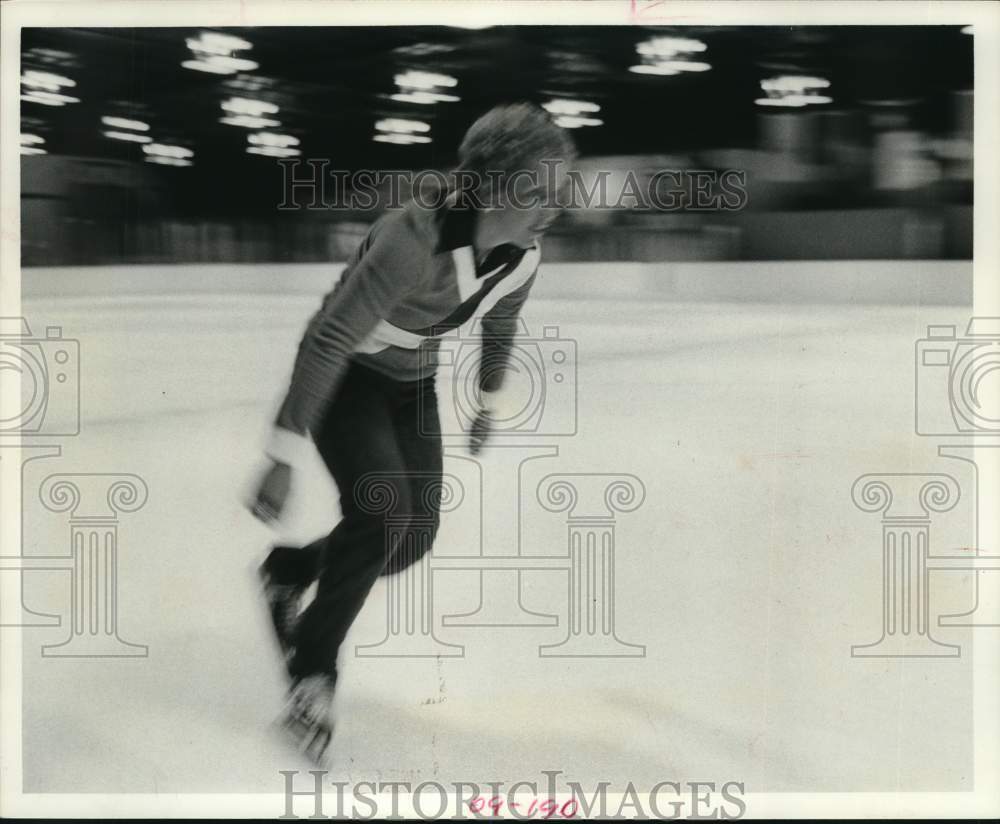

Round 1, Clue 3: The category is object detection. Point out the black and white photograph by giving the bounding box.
[1,0,998,818]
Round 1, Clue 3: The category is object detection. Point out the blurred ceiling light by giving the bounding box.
[630,58,711,74]
[448,23,494,30]
[373,133,432,145]
[103,130,154,143]
[21,70,76,91]
[143,143,194,159]
[21,90,80,106]
[145,156,193,167]
[24,47,78,69]
[761,75,830,92]
[754,97,809,108]
[637,36,707,58]
[20,134,47,155]
[20,69,80,106]
[186,32,253,55]
[246,146,302,158]
[184,30,257,74]
[248,132,300,147]
[629,64,681,76]
[756,75,833,107]
[182,56,259,75]
[395,70,458,90]
[390,69,458,106]
[961,25,973,34]
[101,115,150,131]
[389,91,460,104]
[375,118,431,134]
[554,115,603,129]
[543,99,601,116]
[755,94,832,107]
[632,36,711,76]
[221,97,279,116]
[653,59,711,72]
[219,114,281,128]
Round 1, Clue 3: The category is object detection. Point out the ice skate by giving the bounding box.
[281,674,337,765]
[258,558,308,671]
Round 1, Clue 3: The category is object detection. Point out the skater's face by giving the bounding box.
[491,160,571,248]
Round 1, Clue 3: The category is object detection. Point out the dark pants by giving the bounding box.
[263,361,443,681]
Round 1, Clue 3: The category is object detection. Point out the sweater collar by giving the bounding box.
[435,194,477,253]
[434,191,539,264]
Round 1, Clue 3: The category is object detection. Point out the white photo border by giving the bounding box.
[1,0,997,818]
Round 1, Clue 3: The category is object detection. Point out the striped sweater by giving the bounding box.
[267,196,539,464]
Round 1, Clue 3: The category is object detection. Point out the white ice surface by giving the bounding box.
[14,271,977,795]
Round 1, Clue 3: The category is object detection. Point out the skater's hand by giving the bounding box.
[250,459,292,524]
[469,405,494,456]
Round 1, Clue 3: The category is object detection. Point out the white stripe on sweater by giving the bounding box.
[354,246,539,354]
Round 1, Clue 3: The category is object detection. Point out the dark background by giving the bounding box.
[20,25,974,265]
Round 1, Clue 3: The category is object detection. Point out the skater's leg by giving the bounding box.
[381,376,444,576]
[258,539,325,659]
[261,542,323,587]
[287,364,411,682]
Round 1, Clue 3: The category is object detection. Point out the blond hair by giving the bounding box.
[457,103,577,175]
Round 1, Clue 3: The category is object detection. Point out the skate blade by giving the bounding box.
[280,712,334,766]
[256,577,297,680]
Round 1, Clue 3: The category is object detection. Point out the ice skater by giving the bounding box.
[248,103,576,762]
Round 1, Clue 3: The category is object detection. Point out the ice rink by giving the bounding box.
[12,261,978,796]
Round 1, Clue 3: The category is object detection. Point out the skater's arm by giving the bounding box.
[478,271,537,395]
[468,270,537,456]
[268,213,429,460]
